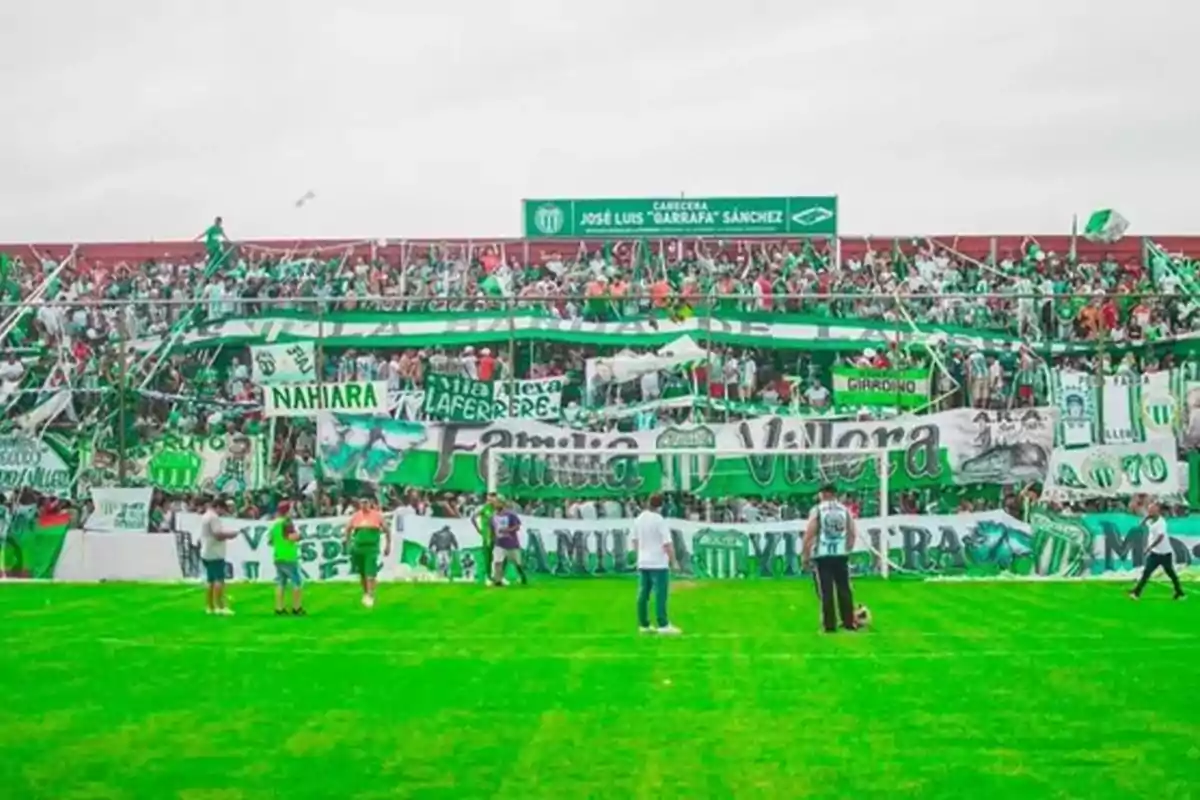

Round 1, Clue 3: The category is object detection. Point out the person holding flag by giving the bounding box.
[271,502,305,616]
[344,497,389,608]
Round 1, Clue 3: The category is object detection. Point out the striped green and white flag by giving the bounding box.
[1102,370,1179,445]
[1082,209,1129,243]
[692,529,749,579]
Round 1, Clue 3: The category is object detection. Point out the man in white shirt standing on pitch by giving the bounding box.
[803,484,861,633]
[632,494,681,635]
[199,498,243,615]
[1130,500,1186,601]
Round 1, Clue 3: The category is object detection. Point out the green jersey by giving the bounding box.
[353,526,381,548]
[476,505,496,544]
[270,517,299,563]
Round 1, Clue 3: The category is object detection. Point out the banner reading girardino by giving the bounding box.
[831,366,930,409]
[316,407,1056,499]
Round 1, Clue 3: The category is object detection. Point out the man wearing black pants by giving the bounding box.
[803,485,860,632]
[1130,501,1186,601]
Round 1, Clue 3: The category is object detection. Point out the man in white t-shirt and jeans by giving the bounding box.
[200,498,243,615]
[1129,500,1186,601]
[632,494,681,635]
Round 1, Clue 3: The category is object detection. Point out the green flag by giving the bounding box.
[891,239,910,279]
[1082,209,1129,243]
[1,509,71,578]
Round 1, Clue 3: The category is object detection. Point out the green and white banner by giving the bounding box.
[422,376,565,423]
[0,434,72,498]
[134,313,1087,356]
[401,507,1200,581]
[1102,371,1178,445]
[1183,381,1200,450]
[1043,441,1180,499]
[585,335,709,396]
[85,487,153,533]
[1032,509,1200,576]
[175,511,400,583]
[80,432,268,495]
[830,366,930,409]
[495,377,564,420]
[1051,368,1181,446]
[1052,370,1097,448]
[316,407,1057,499]
[264,381,388,418]
[251,342,316,384]
[400,509,1029,579]
[423,375,502,423]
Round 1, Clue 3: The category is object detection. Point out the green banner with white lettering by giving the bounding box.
[522,196,838,238]
[423,375,503,423]
[831,366,931,409]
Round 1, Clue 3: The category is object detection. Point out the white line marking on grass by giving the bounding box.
[94,637,1200,662]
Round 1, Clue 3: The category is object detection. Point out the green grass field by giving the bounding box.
[0,578,1196,799]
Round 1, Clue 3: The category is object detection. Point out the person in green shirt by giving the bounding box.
[474,494,499,582]
[198,216,227,266]
[271,502,305,616]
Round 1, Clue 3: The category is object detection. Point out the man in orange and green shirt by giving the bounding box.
[345,497,390,608]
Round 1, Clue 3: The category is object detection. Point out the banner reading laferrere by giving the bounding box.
[316,407,1056,498]
[423,375,566,422]
[523,197,838,238]
[831,366,930,409]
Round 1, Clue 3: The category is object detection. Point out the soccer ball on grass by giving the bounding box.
[855,604,872,629]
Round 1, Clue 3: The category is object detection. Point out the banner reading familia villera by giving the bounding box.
[316,407,1057,499]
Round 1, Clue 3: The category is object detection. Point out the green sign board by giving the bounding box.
[522,196,838,238]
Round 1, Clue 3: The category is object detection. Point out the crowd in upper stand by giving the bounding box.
[2,223,1198,528]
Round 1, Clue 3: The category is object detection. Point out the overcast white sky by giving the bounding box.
[1,0,1197,242]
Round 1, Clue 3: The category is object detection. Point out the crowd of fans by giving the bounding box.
[3,224,1199,536]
